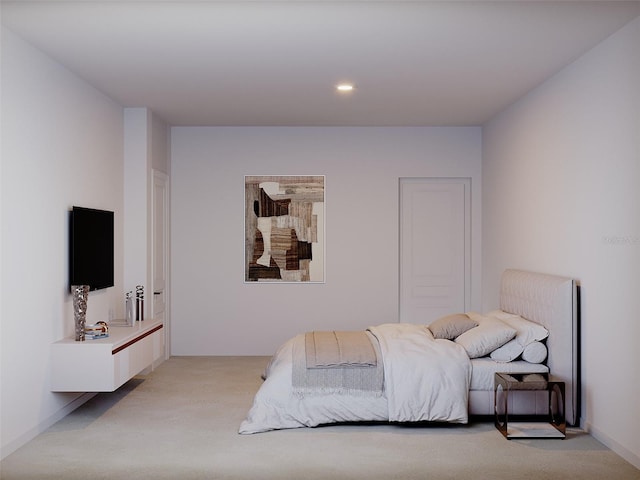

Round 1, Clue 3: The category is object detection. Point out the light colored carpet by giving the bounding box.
[1,356,639,479]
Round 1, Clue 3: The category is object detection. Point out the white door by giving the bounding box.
[399,178,470,324]
[152,170,170,358]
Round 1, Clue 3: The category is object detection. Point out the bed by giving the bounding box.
[239,269,578,434]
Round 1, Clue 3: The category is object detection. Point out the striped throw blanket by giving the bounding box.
[306,330,377,368]
[292,330,384,397]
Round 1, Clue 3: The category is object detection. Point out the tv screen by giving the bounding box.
[69,206,114,291]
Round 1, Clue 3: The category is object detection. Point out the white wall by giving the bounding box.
[124,108,150,298]
[123,107,171,343]
[482,18,640,468]
[171,127,482,355]
[151,113,170,175]
[0,27,125,458]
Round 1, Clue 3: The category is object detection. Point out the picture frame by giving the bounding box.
[245,175,325,283]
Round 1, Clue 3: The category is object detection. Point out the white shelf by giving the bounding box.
[51,319,164,392]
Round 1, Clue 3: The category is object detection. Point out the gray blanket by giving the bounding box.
[292,331,384,397]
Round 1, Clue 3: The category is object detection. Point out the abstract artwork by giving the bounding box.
[245,176,325,282]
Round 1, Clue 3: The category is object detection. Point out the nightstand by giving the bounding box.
[494,372,566,439]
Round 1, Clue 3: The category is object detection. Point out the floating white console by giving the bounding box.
[51,319,164,392]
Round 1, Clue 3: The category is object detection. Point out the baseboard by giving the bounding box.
[583,419,640,470]
[0,392,96,461]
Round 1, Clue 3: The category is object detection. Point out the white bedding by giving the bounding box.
[470,357,548,390]
[239,323,472,434]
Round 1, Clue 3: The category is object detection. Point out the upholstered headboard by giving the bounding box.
[500,269,579,426]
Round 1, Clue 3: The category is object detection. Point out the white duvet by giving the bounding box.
[239,323,471,434]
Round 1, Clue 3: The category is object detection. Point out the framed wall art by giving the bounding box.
[245,176,325,283]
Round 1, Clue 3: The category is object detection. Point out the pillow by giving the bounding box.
[487,310,549,347]
[490,339,524,363]
[522,341,548,364]
[428,313,478,340]
[454,315,517,358]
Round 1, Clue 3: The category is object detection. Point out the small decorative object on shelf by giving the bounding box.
[135,285,144,321]
[85,321,109,340]
[125,291,135,325]
[71,285,90,341]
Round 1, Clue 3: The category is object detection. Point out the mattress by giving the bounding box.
[470,357,549,391]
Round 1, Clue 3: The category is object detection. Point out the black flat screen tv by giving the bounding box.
[69,206,114,291]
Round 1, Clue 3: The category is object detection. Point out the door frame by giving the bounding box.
[151,169,170,360]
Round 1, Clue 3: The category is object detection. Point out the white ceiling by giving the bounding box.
[2,1,639,126]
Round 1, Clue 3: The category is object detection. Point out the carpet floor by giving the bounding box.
[1,356,639,479]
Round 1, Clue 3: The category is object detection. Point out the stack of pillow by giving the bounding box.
[427,310,549,364]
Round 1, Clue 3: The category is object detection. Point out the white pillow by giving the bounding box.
[455,314,517,358]
[522,341,548,364]
[490,339,524,363]
[487,310,549,347]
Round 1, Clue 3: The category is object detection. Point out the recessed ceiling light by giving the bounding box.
[336,84,354,92]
